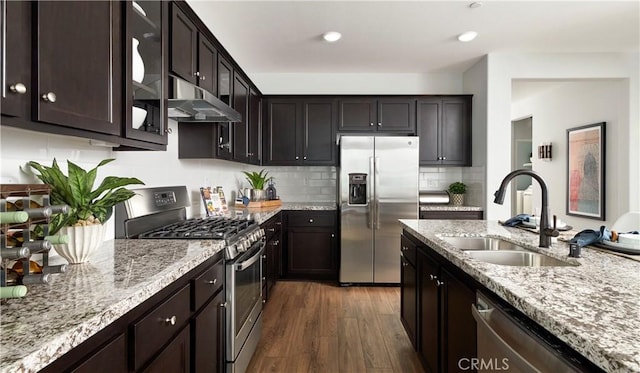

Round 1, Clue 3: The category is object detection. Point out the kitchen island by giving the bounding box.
[400,219,640,373]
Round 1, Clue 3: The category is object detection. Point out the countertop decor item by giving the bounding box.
[242,169,271,201]
[448,181,467,206]
[28,159,144,263]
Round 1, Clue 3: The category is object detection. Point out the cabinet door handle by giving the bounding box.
[309,218,314,223]
[9,83,27,94]
[436,280,444,287]
[205,278,217,285]
[194,71,200,77]
[164,128,173,134]
[401,246,409,251]
[429,274,437,281]
[219,302,227,308]
[41,92,56,103]
[267,227,275,232]
[261,254,267,259]
[273,240,279,246]
[377,122,381,126]
[295,156,299,160]
[201,75,206,81]
[275,221,282,226]
[369,122,374,126]
[164,316,177,326]
[331,233,335,238]
[402,262,408,267]
[303,156,307,160]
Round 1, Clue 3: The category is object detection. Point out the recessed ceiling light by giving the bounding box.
[322,31,342,43]
[458,31,478,42]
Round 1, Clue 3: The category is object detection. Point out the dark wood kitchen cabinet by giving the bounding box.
[248,89,261,165]
[233,73,250,163]
[34,1,122,135]
[402,232,476,373]
[216,55,234,159]
[0,0,30,119]
[417,96,472,166]
[261,212,282,302]
[284,210,338,280]
[39,254,224,373]
[400,234,418,349]
[263,98,337,166]
[338,97,415,133]
[170,3,217,93]
[419,210,483,220]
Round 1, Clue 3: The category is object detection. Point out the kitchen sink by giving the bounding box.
[440,236,529,251]
[440,236,574,267]
[465,250,573,267]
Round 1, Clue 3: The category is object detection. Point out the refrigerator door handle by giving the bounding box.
[369,156,375,229]
[374,156,380,230]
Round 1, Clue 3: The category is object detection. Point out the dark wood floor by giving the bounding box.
[247,281,425,373]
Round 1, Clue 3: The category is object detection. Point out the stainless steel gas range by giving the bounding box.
[115,186,265,373]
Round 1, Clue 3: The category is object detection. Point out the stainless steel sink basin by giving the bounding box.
[440,236,528,251]
[440,236,575,267]
[465,250,573,267]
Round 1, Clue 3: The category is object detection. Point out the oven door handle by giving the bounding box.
[234,244,265,271]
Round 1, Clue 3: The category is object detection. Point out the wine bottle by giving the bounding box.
[44,235,69,245]
[21,273,50,285]
[43,264,68,274]
[0,246,31,260]
[48,204,70,214]
[0,285,28,299]
[23,207,52,219]
[0,211,29,224]
[21,240,52,253]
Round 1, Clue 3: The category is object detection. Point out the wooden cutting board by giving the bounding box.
[246,199,282,208]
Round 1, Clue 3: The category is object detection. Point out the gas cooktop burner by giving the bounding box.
[138,217,255,240]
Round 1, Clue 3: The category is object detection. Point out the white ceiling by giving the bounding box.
[186,0,639,75]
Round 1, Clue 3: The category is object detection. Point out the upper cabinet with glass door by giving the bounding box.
[124,1,168,146]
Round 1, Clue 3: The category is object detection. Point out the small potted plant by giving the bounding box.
[448,182,467,206]
[242,169,271,201]
[29,159,144,263]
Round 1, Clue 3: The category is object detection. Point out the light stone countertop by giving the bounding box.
[419,205,483,211]
[0,238,226,373]
[226,202,337,225]
[400,219,640,373]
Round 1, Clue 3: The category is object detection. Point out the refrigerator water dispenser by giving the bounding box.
[348,173,367,205]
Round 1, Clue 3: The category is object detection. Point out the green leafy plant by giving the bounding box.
[448,182,467,195]
[29,159,144,234]
[242,169,271,189]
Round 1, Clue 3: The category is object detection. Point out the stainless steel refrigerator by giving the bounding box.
[339,136,419,284]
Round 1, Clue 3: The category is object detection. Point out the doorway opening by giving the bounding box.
[511,117,532,216]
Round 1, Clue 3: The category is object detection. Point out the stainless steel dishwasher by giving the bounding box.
[472,292,601,373]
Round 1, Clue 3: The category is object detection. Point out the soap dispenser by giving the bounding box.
[266,180,277,200]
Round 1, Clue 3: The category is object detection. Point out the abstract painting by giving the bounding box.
[567,122,605,220]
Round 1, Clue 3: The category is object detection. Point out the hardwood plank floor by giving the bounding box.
[247,281,424,373]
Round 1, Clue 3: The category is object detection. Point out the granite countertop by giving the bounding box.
[227,202,337,224]
[420,205,483,211]
[399,219,640,373]
[0,239,225,373]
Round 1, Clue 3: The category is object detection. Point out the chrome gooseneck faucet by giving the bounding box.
[494,169,559,248]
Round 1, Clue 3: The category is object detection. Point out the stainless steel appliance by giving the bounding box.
[167,75,241,122]
[115,186,265,373]
[473,292,599,373]
[339,136,419,284]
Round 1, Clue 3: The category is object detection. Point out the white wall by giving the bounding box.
[251,72,463,95]
[479,52,639,226]
[511,80,627,230]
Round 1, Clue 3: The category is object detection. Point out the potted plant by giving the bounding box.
[29,158,144,263]
[448,182,467,206]
[242,169,271,201]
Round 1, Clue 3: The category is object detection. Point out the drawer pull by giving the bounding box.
[273,240,279,246]
[267,228,275,232]
[309,218,314,223]
[220,302,227,308]
[436,280,444,287]
[9,83,27,94]
[41,92,57,103]
[402,246,409,251]
[262,276,266,281]
[164,316,177,326]
[429,274,437,281]
[206,278,217,285]
[261,254,267,259]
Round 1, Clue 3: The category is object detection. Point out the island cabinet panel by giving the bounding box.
[419,210,483,220]
[34,1,122,135]
[192,290,225,373]
[400,230,477,373]
[284,210,338,280]
[142,327,190,373]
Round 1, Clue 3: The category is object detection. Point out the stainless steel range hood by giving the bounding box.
[167,75,241,122]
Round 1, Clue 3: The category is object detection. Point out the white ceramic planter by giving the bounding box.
[54,224,106,264]
[132,38,145,83]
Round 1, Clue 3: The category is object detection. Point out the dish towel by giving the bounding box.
[570,226,612,247]
[501,214,531,227]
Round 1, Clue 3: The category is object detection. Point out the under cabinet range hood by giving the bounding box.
[167,75,241,122]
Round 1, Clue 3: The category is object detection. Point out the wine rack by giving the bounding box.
[1,184,69,296]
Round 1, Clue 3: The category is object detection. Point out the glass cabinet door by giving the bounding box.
[126,1,167,145]
[216,55,233,159]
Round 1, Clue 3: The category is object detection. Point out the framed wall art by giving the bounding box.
[566,122,605,220]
